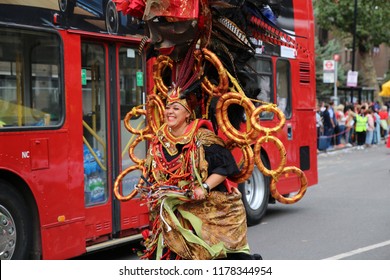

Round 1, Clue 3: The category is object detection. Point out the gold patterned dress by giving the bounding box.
[140,119,250,260]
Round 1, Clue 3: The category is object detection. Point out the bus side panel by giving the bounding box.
[293,0,316,110]
[41,219,86,260]
[40,32,87,259]
[263,110,317,194]
[294,0,318,187]
[298,109,318,187]
[119,199,149,234]
[0,131,85,260]
[277,111,317,193]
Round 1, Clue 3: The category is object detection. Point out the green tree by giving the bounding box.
[314,0,390,100]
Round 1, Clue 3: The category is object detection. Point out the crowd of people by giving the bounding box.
[316,100,390,151]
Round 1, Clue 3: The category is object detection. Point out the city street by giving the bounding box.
[249,142,390,260]
[77,143,390,260]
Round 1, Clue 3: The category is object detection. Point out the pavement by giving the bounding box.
[318,138,388,154]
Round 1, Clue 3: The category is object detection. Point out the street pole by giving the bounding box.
[334,59,338,105]
[350,0,358,103]
[351,0,358,72]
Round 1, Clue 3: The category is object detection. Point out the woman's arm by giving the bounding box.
[193,173,227,200]
[203,173,227,189]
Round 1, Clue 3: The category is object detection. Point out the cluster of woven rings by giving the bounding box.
[114,132,152,201]
[115,53,175,201]
[115,96,163,201]
[215,87,307,204]
[115,48,307,204]
[154,49,230,99]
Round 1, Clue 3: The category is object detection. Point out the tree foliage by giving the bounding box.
[314,0,390,100]
[314,0,390,52]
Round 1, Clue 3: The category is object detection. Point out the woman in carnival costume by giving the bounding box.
[140,86,259,259]
[113,0,305,259]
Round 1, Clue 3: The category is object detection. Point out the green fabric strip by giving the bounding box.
[161,194,250,259]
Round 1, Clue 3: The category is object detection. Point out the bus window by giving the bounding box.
[81,42,108,206]
[0,27,63,128]
[119,46,145,196]
[248,57,273,119]
[276,60,292,119]
[119,47,143,117]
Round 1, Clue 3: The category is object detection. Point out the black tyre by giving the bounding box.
[58,0,76,15]
[239,165,270,226]
[0,180,32,259]
[105,1,119,34]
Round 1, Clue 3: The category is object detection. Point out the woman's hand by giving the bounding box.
[192,186,207,200]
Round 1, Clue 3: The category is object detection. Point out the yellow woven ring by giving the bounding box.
[226,142,255,184]
[251,104,286,134]
[253,135,287,177]
[194,48,229,97]
[270,166,308,204]
[114,165,145,201]
[146,94,165,133]
[153,55,173,98]
[128,134,153,165]
[124,108,149,135]
[216,93,256,145]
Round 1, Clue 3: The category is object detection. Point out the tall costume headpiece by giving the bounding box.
[166,87,191,113]
[114,0,309,208]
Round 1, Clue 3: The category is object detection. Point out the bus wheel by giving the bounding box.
[239,165,270,226]
[0,180,32,260]
[58,0,75,15]
[105,1,119,34]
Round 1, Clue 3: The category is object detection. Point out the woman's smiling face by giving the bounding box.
[164,102,191,132]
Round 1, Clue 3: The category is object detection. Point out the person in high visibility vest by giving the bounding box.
[355,105,368,149]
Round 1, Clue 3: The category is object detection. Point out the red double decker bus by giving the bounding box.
[0,0,317,260]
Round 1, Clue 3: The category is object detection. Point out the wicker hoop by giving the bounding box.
[251,104,286,134]
[114,165,146,201]
[146,94,165,133]
[153,55,173,98]
[124,107,149,135]
[253,135,286,177]
[270,166,308,204]
[215,92,256,145]
[226,142,254,184]
[194,48,229,97]
[129,134,153,165]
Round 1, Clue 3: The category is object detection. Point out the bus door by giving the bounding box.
[80,41,112,243]
[116,45,149,237]
[80,40,148,246]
